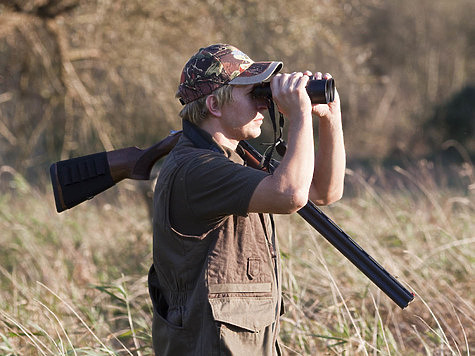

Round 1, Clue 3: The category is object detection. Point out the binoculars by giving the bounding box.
[251,78,335,104]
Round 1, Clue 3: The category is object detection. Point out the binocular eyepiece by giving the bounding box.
[251,78,335,104]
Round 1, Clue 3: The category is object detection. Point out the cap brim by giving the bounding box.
[229,61,283,85]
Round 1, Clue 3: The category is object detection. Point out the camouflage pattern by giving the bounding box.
[177,44,281,104]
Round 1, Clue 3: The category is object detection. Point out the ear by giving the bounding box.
[205,95,222,118]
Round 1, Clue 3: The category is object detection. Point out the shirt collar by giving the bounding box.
[182,119,244,164]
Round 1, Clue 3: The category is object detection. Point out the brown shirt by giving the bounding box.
[149,127,282,355]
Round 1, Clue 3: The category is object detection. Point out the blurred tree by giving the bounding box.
[0,6,67,178]
[0,0,473,184]
[0,0,79,18]
[421,85,475,157]
[346,0,475,160]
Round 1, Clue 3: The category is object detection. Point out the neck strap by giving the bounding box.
[260,99,285,170]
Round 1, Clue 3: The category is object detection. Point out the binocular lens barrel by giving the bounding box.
[251,78,335,104]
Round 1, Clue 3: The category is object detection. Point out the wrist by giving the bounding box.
[318,110,341,125]
[288,110,313,128]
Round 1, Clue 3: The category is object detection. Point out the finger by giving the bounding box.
[274,73,288,86]
[304,70,313,76]
[272,73,292,95]
[270,73,284,93]
[292,72,309,90]
[323,72,332,79]
[298,72,310,86]
[314,72,323,80]
[286,72,303,87]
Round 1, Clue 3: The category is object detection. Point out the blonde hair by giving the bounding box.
[178,85,234,126]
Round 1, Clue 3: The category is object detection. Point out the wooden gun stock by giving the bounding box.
[50,131,181,212]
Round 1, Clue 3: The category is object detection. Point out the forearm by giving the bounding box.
[248,112,314,214]
[272,112,315,206]
[309,115,346,205]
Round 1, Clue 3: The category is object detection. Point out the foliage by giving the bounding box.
[0,0,474,181]
[422,85,475,158]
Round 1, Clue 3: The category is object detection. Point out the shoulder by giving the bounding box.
[163,135,269,188]
[169,135,223,162]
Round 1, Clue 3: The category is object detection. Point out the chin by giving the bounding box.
[248,128,261,139]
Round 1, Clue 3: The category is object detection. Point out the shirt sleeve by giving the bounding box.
[181,151,269,219]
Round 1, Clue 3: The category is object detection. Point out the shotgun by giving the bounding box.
[49,130,414,308]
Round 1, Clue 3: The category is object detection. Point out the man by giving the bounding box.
[148,44,345,355]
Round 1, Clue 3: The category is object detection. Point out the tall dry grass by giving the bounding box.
[277,161,474,355]
[0,161,473,355]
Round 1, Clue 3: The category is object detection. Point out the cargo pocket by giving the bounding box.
[152,307,192,355]
[208,283,275,332]
[209,296,275,332]
[209,295,276,355]
[149,267,191,354]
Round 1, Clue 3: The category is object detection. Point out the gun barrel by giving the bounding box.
[239,140,414,309]
[298,201,414,309]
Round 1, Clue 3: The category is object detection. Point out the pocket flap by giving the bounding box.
[209,283,271,294]
[209,297,275,332]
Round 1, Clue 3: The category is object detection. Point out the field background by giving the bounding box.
[0,0,474,355]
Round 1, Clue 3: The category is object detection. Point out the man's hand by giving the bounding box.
[305,71,341,121]
[270,72,313,119]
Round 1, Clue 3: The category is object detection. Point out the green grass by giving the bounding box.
[0,164,473,355]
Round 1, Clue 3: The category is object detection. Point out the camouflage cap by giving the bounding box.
[177,44,283,105]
